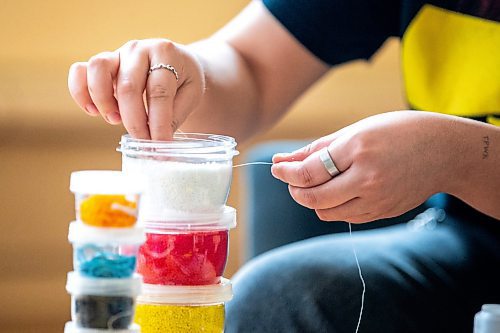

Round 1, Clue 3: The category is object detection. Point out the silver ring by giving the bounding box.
[148,63,179,81]
[319,147,340,177]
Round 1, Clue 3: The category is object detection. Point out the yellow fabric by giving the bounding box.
[402,5,500,125]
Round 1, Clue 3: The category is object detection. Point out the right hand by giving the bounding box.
[68,39,205,140]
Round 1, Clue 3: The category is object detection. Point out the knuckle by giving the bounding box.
[117,79,140,96]
[149,84,172,100]
[69,62,86,73]
[126,124,146,136]
[297,165,314,187]
[124,39,140,51]
[361,170,383,193]
[299,189,319,207]
[304,143,313,155]
[155,39,175,54]
[88,53,111,69]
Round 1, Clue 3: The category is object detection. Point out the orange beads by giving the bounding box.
[80,195,138,227]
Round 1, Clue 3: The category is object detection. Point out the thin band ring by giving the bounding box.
[319,147,340,177]
[148,63,179,81]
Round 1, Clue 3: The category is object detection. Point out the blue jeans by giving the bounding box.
[225,194,500,332]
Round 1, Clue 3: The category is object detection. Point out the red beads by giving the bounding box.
[137,230,229,285]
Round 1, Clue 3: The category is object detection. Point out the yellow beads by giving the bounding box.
[79,195,138,227]
[134,303,225,333]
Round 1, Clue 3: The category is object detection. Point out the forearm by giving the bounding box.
[440,115,500,219]
[179,1,328,143]
[180,39,262,142]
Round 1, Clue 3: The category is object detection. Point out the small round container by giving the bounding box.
[70,171,144,228]
[475,304,500,333]
[137,207,236,285]
[66,272,142,329]
[134,278,233,333]
[118,133,238,219]
[64,322,141,333]
[68,222,146,278]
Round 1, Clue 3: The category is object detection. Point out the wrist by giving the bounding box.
[432,115,479,198]
[418,113,466,196]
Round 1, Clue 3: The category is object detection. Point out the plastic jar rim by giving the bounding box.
[481,304,500,315]
[66,272,142,297]
[137,278,233,305]
[68,221,146,245]
[70,170,145,194]
[118,133,239,159]
[142,206,236,231]
[64,322,141,333]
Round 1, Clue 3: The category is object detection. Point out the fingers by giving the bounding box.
[69,38,204,141]
[146,41,180,140]
[86,51,121,124]
[116,42,151,140]
[272,134,334,163]
[271,143,350,188]
[314,197,370,222]
[68,62,99,116]
[288,169,358,209]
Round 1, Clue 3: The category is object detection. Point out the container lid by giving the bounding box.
[70,170,144,194]
[68,221,146,245]
[142,206,236,231]
[118,133,239,160]
[137,278,233,305]
[64,322,140,333]
[66,272,142,296]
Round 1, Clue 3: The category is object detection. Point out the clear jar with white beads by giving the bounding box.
[118,133,238,220]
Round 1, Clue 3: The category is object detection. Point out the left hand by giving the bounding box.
[271,111,457,223]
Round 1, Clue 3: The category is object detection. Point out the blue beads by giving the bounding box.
[76,244,137,278]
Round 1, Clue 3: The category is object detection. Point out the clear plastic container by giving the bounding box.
[68,222,146,278]
[134,278,233,333]
[70,171,144,227]
[66,272,142,329]
[118,133,238,219]
[137,207,236,285]
[475,304,500,333]
[64,322,141,333]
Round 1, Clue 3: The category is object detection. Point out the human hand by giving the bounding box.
[271,111,456,223]
[68,39,205,140]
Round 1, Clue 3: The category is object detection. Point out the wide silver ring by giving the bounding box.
[148,63,179,81]
[319,147,340,177]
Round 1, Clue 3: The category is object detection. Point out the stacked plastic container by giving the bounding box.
[119,133,238,333]
[65,171,145,333]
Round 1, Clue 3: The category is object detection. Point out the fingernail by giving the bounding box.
[272,153,291,162]
[106,112,122,124]
[85,104,99,115]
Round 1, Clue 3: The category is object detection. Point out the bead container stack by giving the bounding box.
[119,133,238,333]
[65,171,145,333]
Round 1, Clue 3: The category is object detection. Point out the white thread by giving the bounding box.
[233,162,273,168]
[233,160,366,333]
[349,223,365,333]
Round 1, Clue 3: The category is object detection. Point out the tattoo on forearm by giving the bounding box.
[482,135,489,159]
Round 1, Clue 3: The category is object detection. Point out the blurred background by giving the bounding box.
[0,1,406,332]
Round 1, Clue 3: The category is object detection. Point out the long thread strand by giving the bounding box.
[349,223,365,333]
[233,161,366,333]
[233,162,273,168]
